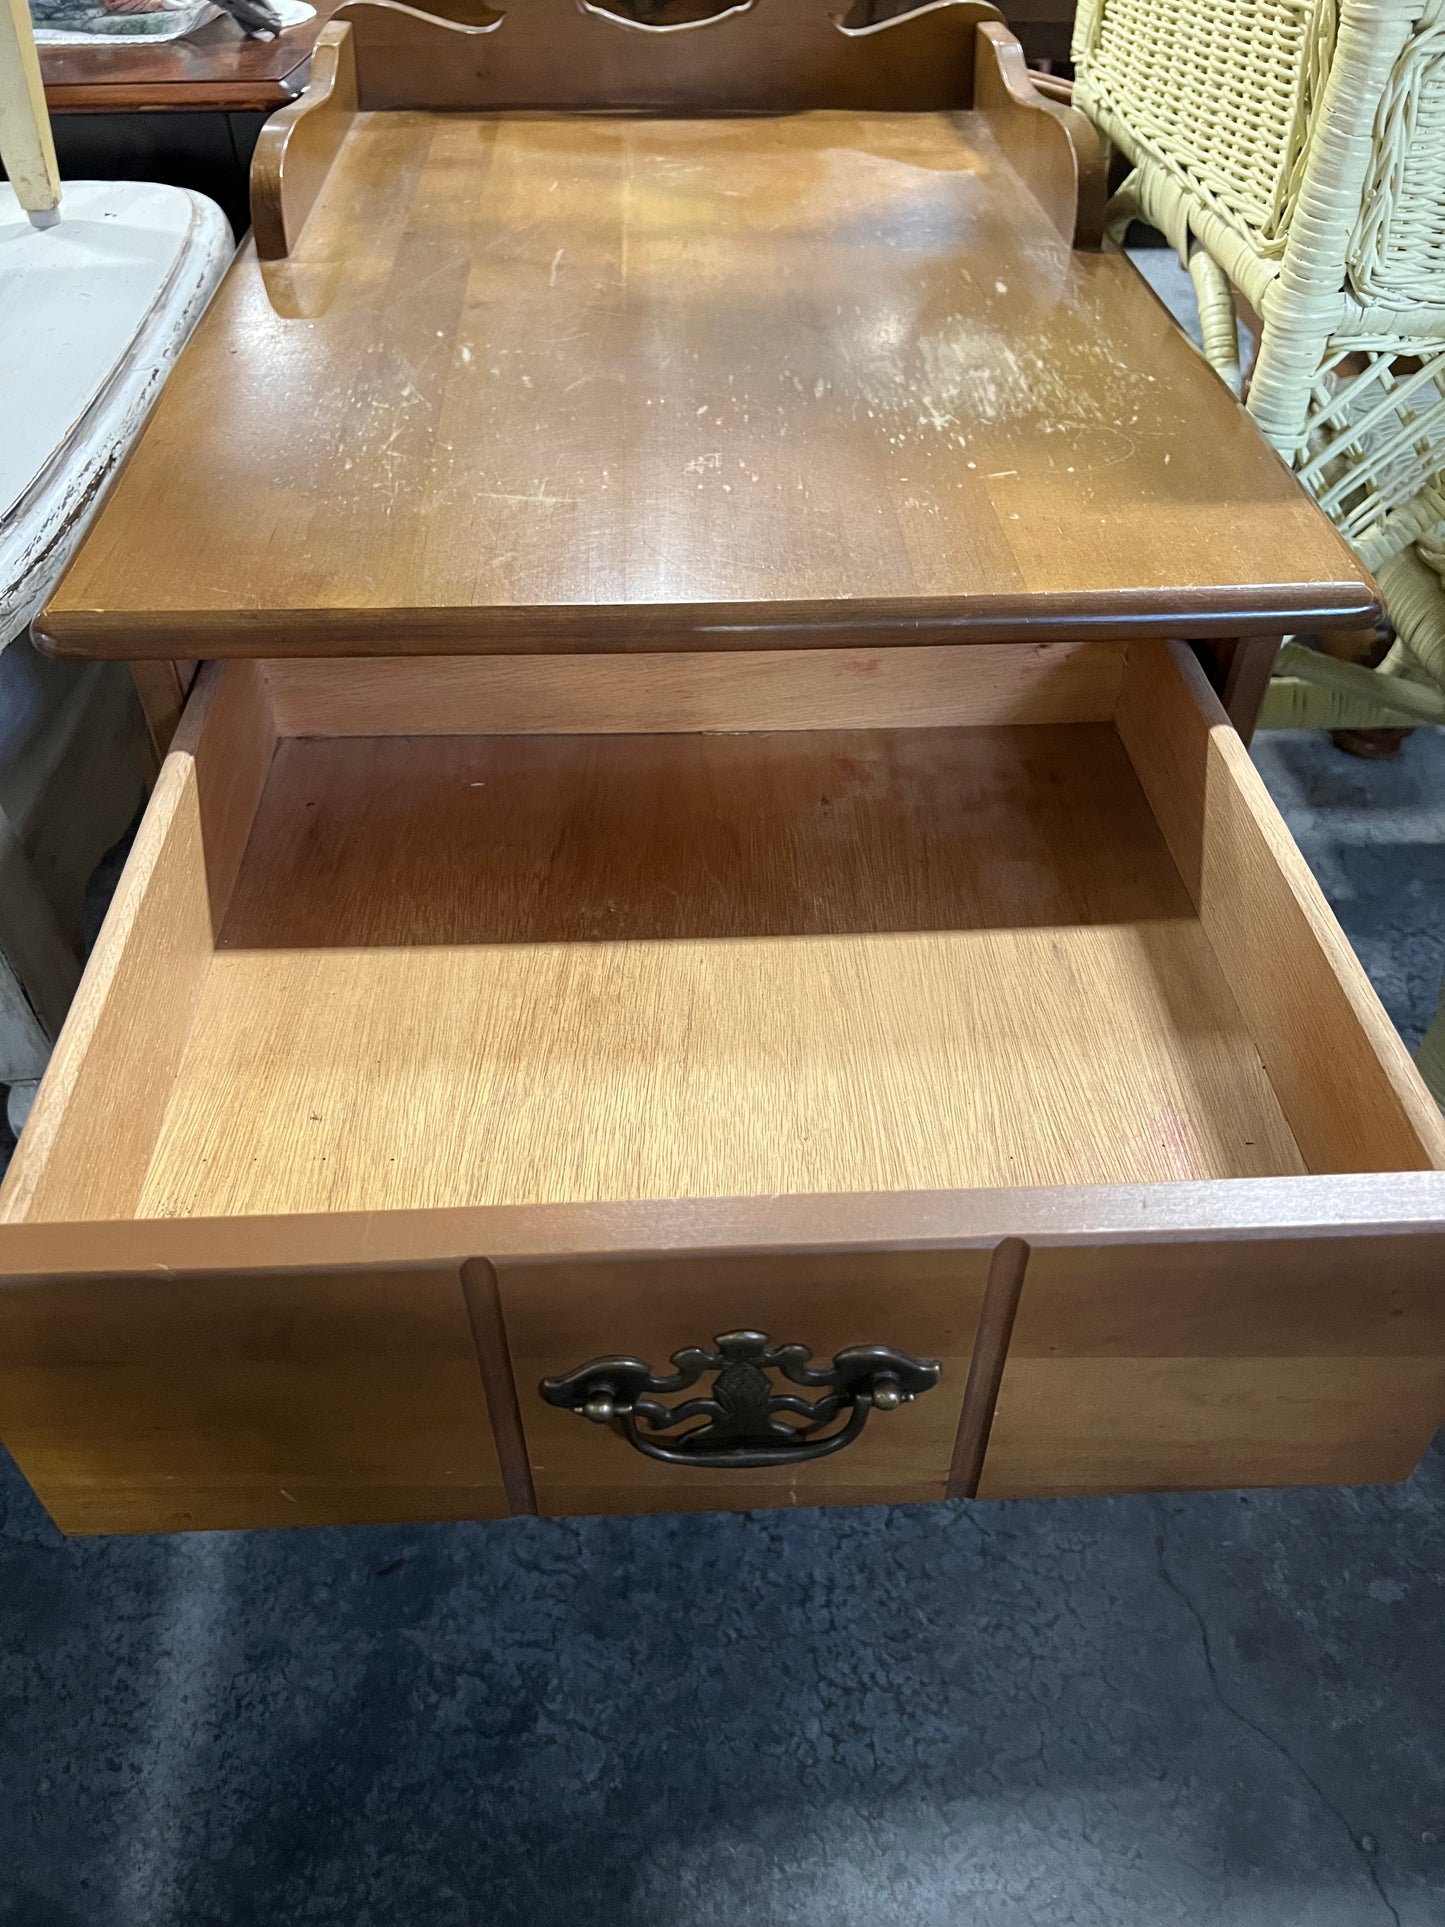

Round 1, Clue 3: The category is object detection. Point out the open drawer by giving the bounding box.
[0,639,1442,1532]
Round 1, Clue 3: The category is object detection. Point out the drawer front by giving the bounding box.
[0,1258,509,1534]
[496,1248,991,1517]
[978,1231,1445,1498]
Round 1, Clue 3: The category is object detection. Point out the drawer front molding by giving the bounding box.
[2,1185,1444,1530]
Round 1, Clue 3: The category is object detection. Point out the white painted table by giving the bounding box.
[0,177,231,1123]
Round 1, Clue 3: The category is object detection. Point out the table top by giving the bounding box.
[39,104,1376,658]
[40,2,340,113]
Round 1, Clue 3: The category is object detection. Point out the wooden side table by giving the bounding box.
[1,0,1441,1539]
[36,2,339,231]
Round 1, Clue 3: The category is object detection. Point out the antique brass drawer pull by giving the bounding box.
[540,1329,941,1468]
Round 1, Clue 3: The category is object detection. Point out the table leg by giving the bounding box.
[1196,635,1280,743]
[130,659,198,767]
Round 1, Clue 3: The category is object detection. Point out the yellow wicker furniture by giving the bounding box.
[1073,0,1445,731]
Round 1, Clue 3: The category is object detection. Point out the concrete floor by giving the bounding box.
[0,724,1442,1927]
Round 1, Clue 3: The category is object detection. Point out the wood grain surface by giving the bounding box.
[6,1169,1444,1263]
[978,1230,1445,1496]
[258,641,1127,734]
[252,18,357,259]
[6,648,1430,1224]
[0,1258,506,1532]
[124,721,1308,1220]
[337,0,999,113]
[40,94,1373,657]
[129,658,199,761]
[0,662,275,1224]
[1117,643,1445,1175]
[17,643,1438,1235]
[4,1173,1444,1524]
[286,0,1101,257]
[40,0,336,113]
[974,19,1102,247]
[5,635,1440,1524]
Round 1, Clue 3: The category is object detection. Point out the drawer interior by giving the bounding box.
[5,640,1441,1225]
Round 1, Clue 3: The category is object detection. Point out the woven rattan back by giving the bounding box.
[1076,0,1445,562]
[1347,0,1445,306]
[1074,0,1445,745]
[1073,0,1334,262]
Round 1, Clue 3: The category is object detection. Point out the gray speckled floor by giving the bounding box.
[3,1456,1445,1927]
[0,726,1442,1927]
[1253,729,1445,1052]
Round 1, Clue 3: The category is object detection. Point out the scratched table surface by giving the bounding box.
[40,108,1373,657]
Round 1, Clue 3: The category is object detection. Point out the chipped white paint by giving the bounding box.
[1,180,232,648]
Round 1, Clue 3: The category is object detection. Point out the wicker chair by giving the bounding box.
[1071,0,1445,1104]
[1072,0,1445,731]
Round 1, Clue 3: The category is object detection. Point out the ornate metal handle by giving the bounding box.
[540,1329,941,1469]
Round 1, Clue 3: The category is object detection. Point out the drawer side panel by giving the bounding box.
[0,661,275,1224]
[1116,641,1445,1175]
